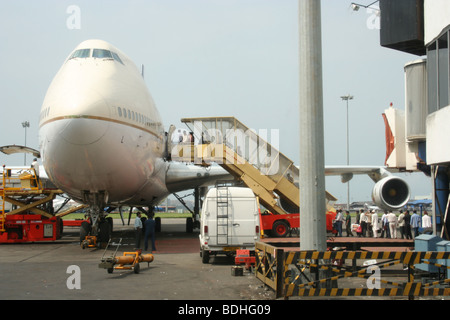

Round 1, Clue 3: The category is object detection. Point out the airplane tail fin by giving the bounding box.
[382,105,419,171]
[382,113,395,166]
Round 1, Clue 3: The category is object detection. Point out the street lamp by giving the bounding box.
[351,1,379,11]
[340,95,354,210]
[22,121,30,165]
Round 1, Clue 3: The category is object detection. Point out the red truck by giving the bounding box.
[259,210,337,237]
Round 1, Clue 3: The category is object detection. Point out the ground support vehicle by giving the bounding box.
[0,167,64,243]
[259,210,337,238]
[99,239,154,274]
[199,186,261,264]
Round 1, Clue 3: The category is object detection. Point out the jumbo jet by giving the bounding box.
[37,39,410,243]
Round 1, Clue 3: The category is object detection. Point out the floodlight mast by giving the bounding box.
[299,0,327,251]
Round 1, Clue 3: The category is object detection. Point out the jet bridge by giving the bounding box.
[172,117,336,215]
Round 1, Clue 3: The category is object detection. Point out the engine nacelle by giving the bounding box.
[371,176,410,210]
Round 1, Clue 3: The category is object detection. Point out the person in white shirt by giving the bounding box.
[387,211,398,239]
[397,211,406,239]
[134,212,143,249]
[371,211,380,238]
[334,209,344,237]
[360,210,368,237]
[422,211,432,234]
[31,158,40,187]
[31,158,40,177]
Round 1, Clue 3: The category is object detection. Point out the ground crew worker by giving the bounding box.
[144,212,157,252]
[134,212,143,249]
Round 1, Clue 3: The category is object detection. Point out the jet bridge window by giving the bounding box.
[69,49,91,59]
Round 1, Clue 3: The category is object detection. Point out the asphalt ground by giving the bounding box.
[0,218,273,301]
[1,218,447,309]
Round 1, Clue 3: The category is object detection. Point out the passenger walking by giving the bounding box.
[356,210,361,225]
[398,210,406,239]
[371,211,380,238]
[345,210,353,237]
[334,209,344,237]
[410,211,421,238]
[380,211,389,238]
[387,211,398,238]
[360,210,368,237]
[404,210,412,239]
[422,211,432,235]
[366,210,373,237]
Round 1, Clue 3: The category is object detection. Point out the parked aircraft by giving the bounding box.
[34,40,410,243]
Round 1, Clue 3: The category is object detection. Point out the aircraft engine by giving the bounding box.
[371,176,410,210]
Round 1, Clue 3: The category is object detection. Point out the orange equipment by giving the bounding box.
[99,238,154,274]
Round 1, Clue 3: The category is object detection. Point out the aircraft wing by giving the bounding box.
[165,162,232,194]
[323,165,410,210]
[324,165,393,183]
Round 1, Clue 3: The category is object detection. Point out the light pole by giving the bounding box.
[340,95,353,210]
[351,1,379,11]
[22,121,30,165]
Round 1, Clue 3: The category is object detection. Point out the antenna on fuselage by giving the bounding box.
[141,64,144,78]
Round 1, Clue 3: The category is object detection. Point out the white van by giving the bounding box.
[199,186,261,264]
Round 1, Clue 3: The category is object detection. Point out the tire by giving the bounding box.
[80,221,91,242]
[186,218,193,233]
[272,220,290,238]
[201,248,210,264]
[97,220,111,243]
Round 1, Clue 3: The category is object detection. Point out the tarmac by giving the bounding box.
[0,218,273,301]
[1,218,447,305]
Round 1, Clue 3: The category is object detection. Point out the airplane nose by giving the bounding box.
[60,116,109,145]
[57,91,110,145]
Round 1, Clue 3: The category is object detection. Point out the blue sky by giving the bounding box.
[0,0,431,203]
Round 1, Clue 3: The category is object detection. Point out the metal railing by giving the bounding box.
[255,241,450,299]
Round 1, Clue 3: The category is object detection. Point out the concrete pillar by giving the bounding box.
[298,0,327,251]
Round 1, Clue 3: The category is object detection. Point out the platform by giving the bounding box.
[259,236,415,252]
[176,117,337,216]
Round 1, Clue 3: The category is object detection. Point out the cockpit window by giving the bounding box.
[111,52,124,64]
[93,49,113,59]
[69,49,91,59]
[68,48,124,65]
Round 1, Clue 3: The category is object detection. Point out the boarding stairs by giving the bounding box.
[172,117,336,215]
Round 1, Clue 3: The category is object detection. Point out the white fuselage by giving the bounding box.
[39,40,168,206]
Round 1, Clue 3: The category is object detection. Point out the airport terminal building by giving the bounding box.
[379,0,450,236]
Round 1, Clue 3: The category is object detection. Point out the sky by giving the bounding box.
[0,0,431,204]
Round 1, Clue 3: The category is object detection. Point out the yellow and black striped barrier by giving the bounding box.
[255,241,450,299]
[286,285,450,298]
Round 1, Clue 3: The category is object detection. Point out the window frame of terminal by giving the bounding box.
[427,28,450,114]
